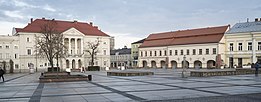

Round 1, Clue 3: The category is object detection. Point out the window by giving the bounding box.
[14,45,18,49]
[27,49,31,55]
[150,51,152,56]
[186,49,189,55]
[6,53,10,59]
[0,53,2,59]
[104,61,107,66]
[213,48,216,54]
[175,50,178,55]
[154,51,157,56]
[248,42,252,50]
[15,64,19,69]
[0,46,2,49]
[103,50,106,55]
[169,50,172,56]
[193,49,196,55]
[199,49,202,55]
[145,51,147,56]
[238,43,242,51]
[258,42,261,50]
[164,50,167,56]
[206,49,209,55]
[159,51,162,56]
[45,63,47,66]
[15,54,17,59]
[141,51,143,57]
[180,50,183,55]
[229,43,233,51]
[27,37,30,42]
[6,45,9,49]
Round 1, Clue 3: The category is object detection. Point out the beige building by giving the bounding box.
[225,18,261,68]
[0,18,111,73]
[131,39,145,67]
[138,25,229,69]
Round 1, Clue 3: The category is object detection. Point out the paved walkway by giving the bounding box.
[0,69,261,102]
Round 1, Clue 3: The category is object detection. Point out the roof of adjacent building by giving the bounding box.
[226,21,261,34]
[140,25,229,48]
[110,48,131,55]
[15,18,109,36]
[131,38,146,44]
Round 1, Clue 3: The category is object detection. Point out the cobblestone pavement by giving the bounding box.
[0,69,261,102]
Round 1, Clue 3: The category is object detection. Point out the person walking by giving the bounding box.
[255,61,260,76]
[0,68,5,82]
[82,67,85,73]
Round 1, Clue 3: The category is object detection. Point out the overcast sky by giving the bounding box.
[0,0,261,49]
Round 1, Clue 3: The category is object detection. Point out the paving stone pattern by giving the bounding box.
[0,69,261,102]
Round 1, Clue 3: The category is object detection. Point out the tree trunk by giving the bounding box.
[50,59,54,72]
[91,50,94,66]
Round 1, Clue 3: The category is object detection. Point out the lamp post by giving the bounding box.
[182,55,186,78]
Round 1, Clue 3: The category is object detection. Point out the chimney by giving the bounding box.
[73,20,77,23]
[52,18,55,21]
[255,18,259,22]
[30,18,33,23]
[90,22,93,26]
[42,17,45,20]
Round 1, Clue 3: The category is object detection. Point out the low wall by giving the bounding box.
[107,71,154,76]
[39,72,91,83]
[191,68,261,77]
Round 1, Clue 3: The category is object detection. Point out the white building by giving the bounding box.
[225,18,261,68]
[0,35,20,72]
[138,25,229,69]
[0,18,111,73]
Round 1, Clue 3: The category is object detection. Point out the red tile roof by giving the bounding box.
[140,25,229,48]
[15,18,109,37]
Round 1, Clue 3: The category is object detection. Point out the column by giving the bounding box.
[68,38,71,55]
[75,38,77,54]
[81,39,84,54]
[252,34,257,63]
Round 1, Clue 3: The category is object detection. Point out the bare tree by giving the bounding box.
[35,20,67,72]
[85,38,101,66]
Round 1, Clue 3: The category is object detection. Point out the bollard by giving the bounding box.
[88,75,92,81]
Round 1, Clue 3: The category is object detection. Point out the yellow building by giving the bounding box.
[131,39,145,67]
[225,18,261,68]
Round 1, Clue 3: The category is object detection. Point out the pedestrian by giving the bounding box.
[254,61,260,76]
[82,67,85,73]
[0,68,5,82]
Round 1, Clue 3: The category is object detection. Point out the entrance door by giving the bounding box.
[229,57,234,68]
[238,58,242,68]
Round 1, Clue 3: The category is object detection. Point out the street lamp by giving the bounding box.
[182,55,186,78]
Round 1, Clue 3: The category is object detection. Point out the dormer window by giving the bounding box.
[27,37,30,42]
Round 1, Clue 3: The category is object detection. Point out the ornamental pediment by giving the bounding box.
[62,28,85,36]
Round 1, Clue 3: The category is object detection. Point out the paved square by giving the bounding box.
[0,69,261,102]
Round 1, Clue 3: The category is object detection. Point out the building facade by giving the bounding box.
[0,35,20,72]
[0,18,111,73]
[110,46,131,68]
[138,25,229,69]
[131,39,145,67]
[225,18,261,68]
